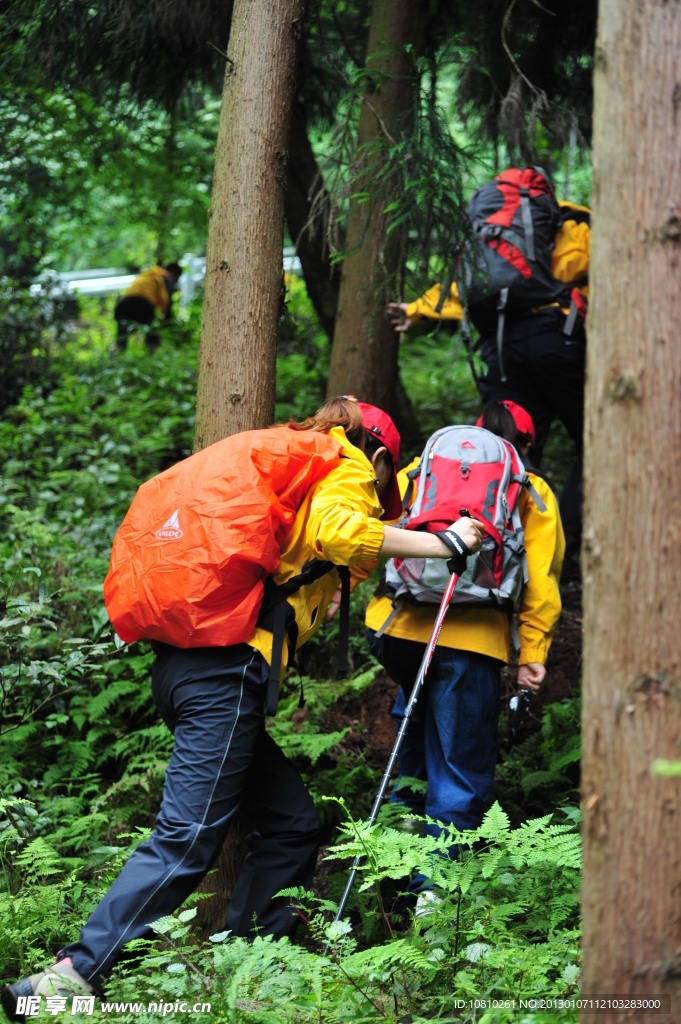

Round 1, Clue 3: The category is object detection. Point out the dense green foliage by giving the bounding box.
[0,85,220,276]
[0,0,593,281]
[0,5,592,1015]
[0,288,581,1021]
[96,802,580,1023]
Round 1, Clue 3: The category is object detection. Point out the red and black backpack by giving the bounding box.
[441,167,575,381]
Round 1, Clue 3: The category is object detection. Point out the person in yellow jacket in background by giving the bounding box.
[387,200,589,582]
[365,400,564,910]
[2,396,484,1017]
[112,261,183,355]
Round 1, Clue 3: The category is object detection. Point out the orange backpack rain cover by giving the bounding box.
[103,427,343,648]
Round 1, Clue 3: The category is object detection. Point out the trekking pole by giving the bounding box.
[326,521,469,950]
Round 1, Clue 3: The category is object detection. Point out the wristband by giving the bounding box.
[436,529,471,576]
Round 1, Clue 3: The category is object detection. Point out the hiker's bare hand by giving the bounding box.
[451,516,484,554]
[387,302,412,333]
[517,663,546,692]
[326,588,342,620]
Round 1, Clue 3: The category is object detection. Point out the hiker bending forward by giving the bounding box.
[365,401,564,894]
[2,397,483,1017]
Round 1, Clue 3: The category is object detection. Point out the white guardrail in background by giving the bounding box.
[30,248,303,312]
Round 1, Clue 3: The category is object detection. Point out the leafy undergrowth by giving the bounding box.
[0,288,582,1022]
[99,802,580,1024]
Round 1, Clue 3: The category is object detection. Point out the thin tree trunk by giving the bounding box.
[286,103,340,340]
[192,0,304,936]
[582,0,681,1012]
[326,0,428,412]
[194,0,304,450]
[286,101,421,447]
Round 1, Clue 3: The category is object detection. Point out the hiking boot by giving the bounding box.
[414,890,442,920]
[1,958,93,1022]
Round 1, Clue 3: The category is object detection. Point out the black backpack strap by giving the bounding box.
[336,567,351,680]
[265,597,292,716]
[258,559,351,715]
[496,287,509,383]
[402,464,421,509]
[461,310,481,393]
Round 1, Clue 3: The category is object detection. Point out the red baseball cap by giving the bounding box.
[476,400,536,447]
[357,401,402,521]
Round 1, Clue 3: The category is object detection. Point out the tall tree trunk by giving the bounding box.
[285,103,340,340]
[286,100,422,448]
[194,0,304,450]
[582,0,681,1010]
[192,0,304,936]
[326,0,428,412]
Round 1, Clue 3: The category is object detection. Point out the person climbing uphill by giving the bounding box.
[388,169,589,580]
[365,400,564,912]
[2,396,483,1020]
[112,261,183,355]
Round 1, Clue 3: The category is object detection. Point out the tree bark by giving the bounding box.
[192,0,304,935]
[326,0,428,412]
[285,100,421,447]
[285,102,340,340]
[194,0,305,450]
[582,0,681,1014]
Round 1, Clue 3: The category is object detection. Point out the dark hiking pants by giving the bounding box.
[113,296,158,352]
[478,307,585,546]
[61,644,321,989]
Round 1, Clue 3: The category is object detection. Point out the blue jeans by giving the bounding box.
[368,631,501,843]
[62,645,320,988]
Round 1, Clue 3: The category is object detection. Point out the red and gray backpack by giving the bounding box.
[439,167,586,383]
[376,425,546,639]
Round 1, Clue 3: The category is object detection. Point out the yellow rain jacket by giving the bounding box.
[247,425,385,673]
[123,266,174,318]
[365,459,564,666]
[405,200,590,324]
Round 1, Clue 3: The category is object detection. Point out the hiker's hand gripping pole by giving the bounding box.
[328,511,472,945]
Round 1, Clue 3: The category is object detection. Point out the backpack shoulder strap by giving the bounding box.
[373,596,405,639]
[512,473,548,513]
[258,560,350,715]
[400,463,422,518]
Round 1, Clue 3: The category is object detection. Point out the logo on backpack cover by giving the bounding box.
[155,510,183,540]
